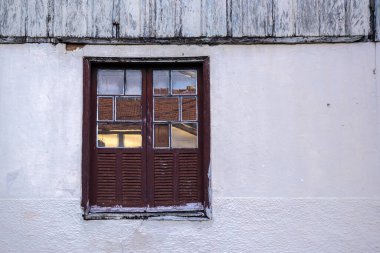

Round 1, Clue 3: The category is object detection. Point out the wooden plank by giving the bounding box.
[140,0,156,37]
[119,0,141,38]
[26,0,49,37]
[376,0,380,41]
[91,0,114,37]
[0,0,26,36]
[155,0,176,37]
[241,0,273,37]
[319,0,345,36]
[201,0,227,37]
[231,0,243,37]
[296,0,320,36]
[347,0,371,36]
[181,0,202,37]
[273,0,296,37]
[54,0,89,37]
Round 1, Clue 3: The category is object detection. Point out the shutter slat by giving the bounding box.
[153,153,175,206]
[96,153,117,205]
[178,152,199,203]
[121,153,144,206]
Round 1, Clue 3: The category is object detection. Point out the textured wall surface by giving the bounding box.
[0,43,380,252]
[0,0,374,44]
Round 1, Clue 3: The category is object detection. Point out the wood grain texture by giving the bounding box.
[273,0,296,37]
[54,0,89,37]
[26,0,49,37]
[242,0,273,37]
[155,0,176,37]
[181,0,202,37]
[91,0,114,38]
[201,0,227,37]
[296,0,320,36]
[348,0,371,36]
[141,0,156,37]
[319,0,345,36]
[119,0,141,37]
[0,0,26,36]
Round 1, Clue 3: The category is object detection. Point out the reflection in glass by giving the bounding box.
[154,97,179,121]
[97,69,124,95]
[154,124,169,148]
[125,70,142,95]
[153,70,169,96]
[181,97,197,121]
[98,97,113,121]
[97,123,142,148]
[116,97,142,121]
[171,123,197,148]
[172,70,197,95]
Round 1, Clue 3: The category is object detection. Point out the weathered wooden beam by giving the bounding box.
[0,35,368,45]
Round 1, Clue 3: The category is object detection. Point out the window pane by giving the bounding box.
[116,97,142,121]
[153,70,169,96]
[171,123,197,148]
[181,97,197,121]
[125,70,142,95]
[154,124,169,148]
[97,69,124,95]
[154,97,179,121]
[98,123,142,148]
[172,70,197,95]
[98,97,113,121]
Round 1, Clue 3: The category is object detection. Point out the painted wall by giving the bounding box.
[0,43,379,252]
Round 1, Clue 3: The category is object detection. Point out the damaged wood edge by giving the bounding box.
[0,35,370,45]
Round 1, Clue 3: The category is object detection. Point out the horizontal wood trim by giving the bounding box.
[0,35,371,45]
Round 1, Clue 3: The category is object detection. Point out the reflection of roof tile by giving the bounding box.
[116,98,141,120]
[154,98,179,121]
[98,97,113,120]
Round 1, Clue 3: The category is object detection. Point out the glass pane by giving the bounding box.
[125,70,142,95]
[153,70,169,96]
[98,97,113,121]
[97,69,124,95]
[172,70,197,95]
[171,123,197,148]
[116,97,142,121]
[154,124,169,148]
[98,123,142,148]
[154,97,179,121]
[181,97,197,121]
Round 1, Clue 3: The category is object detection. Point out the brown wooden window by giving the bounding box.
[82,57,210,219]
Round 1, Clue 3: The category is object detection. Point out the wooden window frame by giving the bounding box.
[82,57,211,220]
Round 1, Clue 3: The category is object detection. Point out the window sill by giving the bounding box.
[84,211,209,220]
[84,203,211,220]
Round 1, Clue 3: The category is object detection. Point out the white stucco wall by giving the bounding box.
[0,43,379,252]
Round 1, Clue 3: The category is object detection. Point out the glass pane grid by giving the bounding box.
[97,68,143,148]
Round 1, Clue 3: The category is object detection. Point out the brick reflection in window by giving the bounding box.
[154,97,179,121]
[181,97,197,121]
[98,97,113,121]
[116,97,142,121]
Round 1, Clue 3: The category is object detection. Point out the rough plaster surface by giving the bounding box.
[0,43,380,252]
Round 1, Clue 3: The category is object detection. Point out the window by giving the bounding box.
[82,57,210,219]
